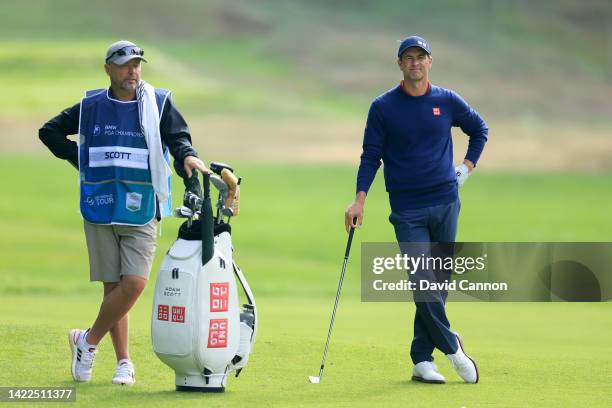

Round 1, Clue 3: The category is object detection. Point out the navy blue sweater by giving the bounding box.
[356,83,488,210]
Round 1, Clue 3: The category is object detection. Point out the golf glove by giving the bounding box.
[455,163,470,187]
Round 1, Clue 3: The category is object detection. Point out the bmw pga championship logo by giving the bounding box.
[93,124,101,136]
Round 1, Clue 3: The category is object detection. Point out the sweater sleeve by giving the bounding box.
[450,91,488,166]
[356,101,385,194]
[160,95,199,179]
[38,103,80,169]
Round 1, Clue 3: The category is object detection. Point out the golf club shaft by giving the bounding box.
[317,220,357,379]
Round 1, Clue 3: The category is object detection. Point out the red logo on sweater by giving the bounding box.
[433,107,441,116]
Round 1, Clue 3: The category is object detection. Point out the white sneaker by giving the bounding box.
[446,332,479,384]
[69,329,97,382]
[412,361,446,384]
[112,359,136,386]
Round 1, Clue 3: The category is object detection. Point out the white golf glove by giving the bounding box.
[455,163,470,187]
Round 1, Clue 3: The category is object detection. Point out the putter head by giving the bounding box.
[308,376,321,384]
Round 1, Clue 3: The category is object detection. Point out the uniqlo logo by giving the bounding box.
[157,304,169,321]
[210,282,229,312]
[433,107,441,116]
[207,319,228,348]
[171,306,185,323]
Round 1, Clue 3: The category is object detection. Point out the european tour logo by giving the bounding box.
[433,107,441,116]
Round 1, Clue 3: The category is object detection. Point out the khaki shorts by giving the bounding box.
[83,220,157,282]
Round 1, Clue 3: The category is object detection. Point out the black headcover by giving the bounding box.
[200,173,214,265]
[178,220,231,241]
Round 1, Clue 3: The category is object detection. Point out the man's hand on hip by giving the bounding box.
[455,159,474,187]
[183,156,212,178]
[345,192,366,232]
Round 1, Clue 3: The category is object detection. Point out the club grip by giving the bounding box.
[345,217,357,258]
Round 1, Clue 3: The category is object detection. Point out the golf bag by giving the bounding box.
[151,163,257,392]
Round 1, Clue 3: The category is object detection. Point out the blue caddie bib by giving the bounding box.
[78,88,172,225]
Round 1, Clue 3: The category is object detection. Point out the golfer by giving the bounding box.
[345,35,487,384]
[39,40,209,385]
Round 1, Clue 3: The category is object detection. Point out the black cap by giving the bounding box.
[397,36,432,58]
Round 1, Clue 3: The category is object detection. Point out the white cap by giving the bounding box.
[105,40,147,65]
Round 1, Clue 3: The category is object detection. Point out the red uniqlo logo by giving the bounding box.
[433,107,441,116]
[207,319,228,348]
[157,304,169,321]
[210,282,229,312]
[171,306,185,323]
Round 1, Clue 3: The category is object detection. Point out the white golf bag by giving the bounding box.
[151,163,256,392]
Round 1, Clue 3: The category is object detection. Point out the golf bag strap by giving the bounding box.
[232,261,256,307]
[232,260,257,345]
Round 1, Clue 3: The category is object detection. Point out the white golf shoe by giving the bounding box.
[446,332,479,384]
[112,359,136,386]
[412,361,446,384]
[69,329,97,382]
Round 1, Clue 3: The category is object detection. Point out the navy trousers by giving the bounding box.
[389,199,461,364]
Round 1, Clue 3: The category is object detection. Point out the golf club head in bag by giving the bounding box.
[151,168,257,393]
[220,168,240,217]
[172,173,203,223]
[210,175,229,203]
[210,162,234,176]
[210,174,229,223]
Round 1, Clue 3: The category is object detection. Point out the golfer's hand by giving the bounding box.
[455,160,474,187]
[184,156,212,178]
[345,194,365,232]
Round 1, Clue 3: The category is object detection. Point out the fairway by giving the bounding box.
[1,158,611,407]
[1,0,610,406]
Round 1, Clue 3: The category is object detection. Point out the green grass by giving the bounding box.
[1,1,610,404]
[1,297,610,407]
[0,39,361,119]
[0,157,611,407]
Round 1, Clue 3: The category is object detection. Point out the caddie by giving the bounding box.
[39,40,210,385]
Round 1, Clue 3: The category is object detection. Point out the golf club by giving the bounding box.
[308,217,358,384]
[210,174,229,223]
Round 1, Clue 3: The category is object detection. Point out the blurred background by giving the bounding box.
[0,1,611,406]
[1,0,610,170]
